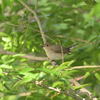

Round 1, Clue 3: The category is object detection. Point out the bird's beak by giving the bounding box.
[41,45,44,47]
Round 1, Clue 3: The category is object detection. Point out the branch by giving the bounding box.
[67,66,98,99]
[0,48,48,61]
[1,47,97,99]
[18,0,58,67]
[18,0,95,98]
[35,80,83,100]
[67,66,100,71]
[56,35,89,43]
[18,1,97,99]
[68,79,97,100]
[18,0,46,44]
[35,0,38,11]
[17,80,83,100]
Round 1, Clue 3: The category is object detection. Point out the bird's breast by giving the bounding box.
[44,49,67,60]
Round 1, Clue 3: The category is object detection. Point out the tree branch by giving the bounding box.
[18,1,97,99]
[18,0,58,67]
[0,48,48,61]
[35,80,83,100]
[68,79,97,100]
[18,0,46,44]
[17,80,83,100]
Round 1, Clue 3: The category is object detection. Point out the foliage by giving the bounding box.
[0,0,100,100]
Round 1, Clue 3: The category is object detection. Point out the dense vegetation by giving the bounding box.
[0,0,100,100]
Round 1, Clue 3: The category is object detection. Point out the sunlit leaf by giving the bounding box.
[60,60,75,67]
[36,68,60,75]
[53,60,75,71]
[0,32,8,37]
[20,72,39,79]
[0,69,4,76]
[0,64,12,69]
[72,83,91,91]
[84,72,91,79]
[84,3,100,23]
[52,81,63,87]
[20,67,34,73]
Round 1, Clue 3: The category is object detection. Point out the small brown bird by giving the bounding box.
[42,42,77,60]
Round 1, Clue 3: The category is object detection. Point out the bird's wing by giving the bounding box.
[50,45,70,53]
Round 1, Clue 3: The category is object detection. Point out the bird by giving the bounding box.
[42,42,77,60]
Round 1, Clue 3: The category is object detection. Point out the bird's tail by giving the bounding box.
[69,44,78,51]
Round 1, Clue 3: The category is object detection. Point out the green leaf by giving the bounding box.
[52,81,63,87]
[98,53,100,63]
[93,3,100,16]
[20,67,34,73]
[84,10,94,24]
[1,55,15,64]
[59,78,70,89]
[72,83,91,91]
[52,65,67,71]
[1,0,6,13]
[19,76,34,85]
[20,72,39,78]
[0,64,12,69]
[43,61,50,67]
[53,60,75,71]
[0,82,3,91]
[4,0,14,9]
[0,32,8,37]
[60,60,75,67]
[41,12,49,19]
[17,73,37,86]
[36,68,60,75]
[93,49,100,62]
[84,3,100,23]
[0,69,4,76]
[61,70,72,78]
[84,72,90,79]
[95,72,100,81]
[0,44,4,49]
[84,0,96,5]
[10,80,22,90]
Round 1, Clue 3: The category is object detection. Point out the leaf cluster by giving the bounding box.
[0,0,100,100]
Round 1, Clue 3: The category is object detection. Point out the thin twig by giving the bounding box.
[35,0,38,11]
[18,0,46,44]
[56,35,90,43]
[68,79,97,99]
[18,1,97,99]
[22,22,29,53]
[93,0,97,3]
[18,0,59,67]
[6,22,100,46]
[66,66,100,71]
[35,80,83,100]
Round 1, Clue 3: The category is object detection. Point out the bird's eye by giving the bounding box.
[47,45,49,46]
